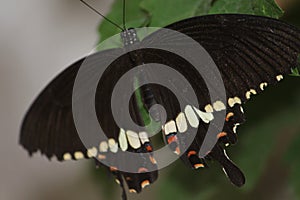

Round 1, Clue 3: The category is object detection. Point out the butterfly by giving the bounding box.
[19,4,300,200]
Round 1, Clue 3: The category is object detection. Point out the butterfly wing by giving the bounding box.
[20,48,158,197]
[141,14,300,186]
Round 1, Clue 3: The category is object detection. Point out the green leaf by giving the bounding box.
[290,55,300,77]
[291,67,300,76]
[98,0,149,43]
[140,0,212,27]
[195,0,214,16]
[209,0,283,18]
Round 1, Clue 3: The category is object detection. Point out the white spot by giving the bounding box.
[276,75,283,81]
[126,130,141,149]
[260,82,268,90]
[63,153,72,161]
[115,179,120,185]
[233,123,240,134]
[213,101,226,111]
[139,132,150,144]
[163,120,177,135]
[176,112,188,133]
[87,147,98,158]
[99,141,108,152]
[74,151,84,160]
[108,138,118,153]
[193,106,214,123]
[240,106,244,113]
[225,143,230,147]
[184,105,199,128]
[222,167,228,176]
[118,128,128,151]
[204,104,214,113]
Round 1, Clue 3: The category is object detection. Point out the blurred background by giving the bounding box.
[1,0,300,200]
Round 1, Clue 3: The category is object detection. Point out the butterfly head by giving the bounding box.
[121,28,140,46]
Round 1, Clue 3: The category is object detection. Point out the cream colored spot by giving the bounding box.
[74,151,84,160]
[126,130,141,149]
[193,106,214,123]
[176,112,188,133]
[260,82,268,90]
[184,105,199,128]
[63,153,72,161]
[204,104,214,113]
[213,101,226,111]
[118,128,128,151]
[234,97,242,104]
[228,97,242,107]
[225,143,230,147]
[276,75,283,81]
[164,120,177,135]
[115,179,120,185]
[87,147,97,158]
[139,131,150,144]
[246,91,251,99]
[108,138,118,153]
[99,141,108,152]
[250,89,257,95]
[228,98,235,107]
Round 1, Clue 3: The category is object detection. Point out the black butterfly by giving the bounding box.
[20,13,300,200]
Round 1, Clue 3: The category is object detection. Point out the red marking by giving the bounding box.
[187,150,197,158]
[167,135,178,144]
[175,147,181,155]
[138,167,149,173]
[217,132,227,139]
[194,163,205,169]
[110,166,118,172]
[149,156,157,164]
[145,144,153,152]
[98,154,106,160]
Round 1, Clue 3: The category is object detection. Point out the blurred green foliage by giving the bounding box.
[93,0,300,199]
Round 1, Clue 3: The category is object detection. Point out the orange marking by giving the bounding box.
[129,189,137,193]
[138,167,148,173]
[126,177,132,181]
[175,147,181,155]
[141,180,150,189]
[146,145,153,152]
[194,163,205,169]
[217,132,227,139]
[226,112,234,121]
[167,135,177,144]
[187,150,197,158]
[149,156,157,164]
[110,166,118,172]
[98,154,106,160]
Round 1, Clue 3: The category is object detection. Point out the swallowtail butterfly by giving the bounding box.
[20,3,300,200]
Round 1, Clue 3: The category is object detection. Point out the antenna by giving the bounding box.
[80,0,124,31]
[123,0,126,30]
